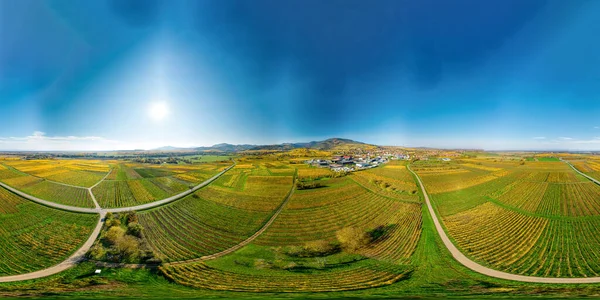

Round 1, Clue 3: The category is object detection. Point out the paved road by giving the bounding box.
[408,164,600,284]
[0,212,106,283]
[565,161,600,185]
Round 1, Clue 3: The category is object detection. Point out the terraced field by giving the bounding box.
[420,158,600,277]
[137,164,294,261]
[0,188,97,276]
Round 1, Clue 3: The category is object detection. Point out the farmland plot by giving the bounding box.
[0,188,97,276]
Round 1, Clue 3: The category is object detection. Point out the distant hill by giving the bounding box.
[198,143,256,152]
[249,138,377,151]
[153,138,378,153]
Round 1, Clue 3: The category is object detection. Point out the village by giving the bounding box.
[305,152,411,172]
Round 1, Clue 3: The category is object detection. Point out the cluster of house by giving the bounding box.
[305,153,410,172]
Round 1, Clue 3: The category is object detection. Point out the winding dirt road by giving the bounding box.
[0,163,235,282]
[0,212,106,283]
[408,163,600,284]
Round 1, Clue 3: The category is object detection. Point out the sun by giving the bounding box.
[148,102,169,121]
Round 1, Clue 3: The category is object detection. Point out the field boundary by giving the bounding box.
[0,212,106,283]
[0,162,236,283]
[408,163,600,284]
[565,160,600,186]
[167,170,298,265]
[0,163,236,214]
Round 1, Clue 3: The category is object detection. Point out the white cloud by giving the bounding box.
[558,137,573,140]
[533,136,546,140]
[0,131,121,151]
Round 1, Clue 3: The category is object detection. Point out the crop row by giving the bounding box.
[138,195,272,262]
[160,260,410,292]
[195,175,293,212]
[23,181,96,208]
[254,177,422,263]
[446,201,600,277]
[418,169,504,194]
[0,188,96,276]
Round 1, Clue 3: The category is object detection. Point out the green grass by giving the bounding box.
[537,157,561,162]
[133,168,175,178]
[189,155,232,163]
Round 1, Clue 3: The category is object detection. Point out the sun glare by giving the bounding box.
[149,102,169,121]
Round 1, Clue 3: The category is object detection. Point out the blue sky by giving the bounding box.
[1,0,600,151]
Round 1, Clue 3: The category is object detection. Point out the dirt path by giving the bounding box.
[87,168,112,209]
[168,176,297,265]
[0,163,235,214]
[408,164,600,284]
[0,163,236,283]
[104,164,236,213]
[0,212,106,283]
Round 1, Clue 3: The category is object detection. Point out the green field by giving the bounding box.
[5,155,600,298]
[0,188,97,276]
[92,163,230,208]
[137,164,294,262]
[419,159,600,277]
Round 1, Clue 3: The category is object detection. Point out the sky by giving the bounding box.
[1,0,600,151]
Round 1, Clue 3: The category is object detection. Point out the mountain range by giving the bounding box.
[154,138,378,152]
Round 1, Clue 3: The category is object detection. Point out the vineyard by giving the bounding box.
[424,158,600,277]
[255,176,422,264]
[0,188,97,276]
[22,181,96,208]
[137,164,294,262]
[161,259,411,292]
[92,163,230,208]
[571,159,600,182]
[349,160,420,202]
[1,159,109,187]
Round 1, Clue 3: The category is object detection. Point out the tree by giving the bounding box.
[88,244,106,260]
[115,235,141,262]
[125,211,138,225]
[127,223,144,238]
[336,227,370,252]
[105,226,126,245]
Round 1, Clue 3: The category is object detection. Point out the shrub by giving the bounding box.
[336,227,370,252]
[304,240,339,256]
[296,181,324,190]
[127,223,144,238]
[87,244,106,260]
[115,235,141,262]
[125,211,138,225]
[105,226,126,245]
[105,218,121,228]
